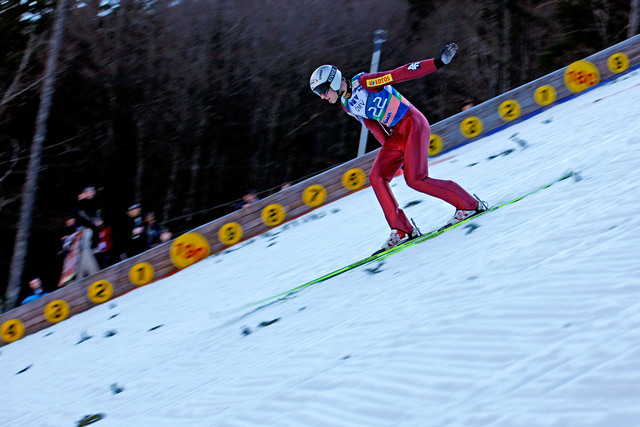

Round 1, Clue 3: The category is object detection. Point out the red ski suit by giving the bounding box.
[342,59,477,233]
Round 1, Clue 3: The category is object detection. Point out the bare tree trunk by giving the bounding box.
[0,139,21,212]
[5,0,69,311]
[134,121,145,204]
[501,0,512,93]
[0,32,38,114]
[163,139,180,228]
[184,144,201,223]
[184,112,209,222]
[631,0,640,37]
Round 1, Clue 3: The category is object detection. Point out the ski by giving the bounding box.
[210,172,575,321]
[375,171,575,260]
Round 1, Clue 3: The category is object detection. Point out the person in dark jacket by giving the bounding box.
[144,212,172,248]
[73,186,102,229]
[73,186,102,248]
[125,204,147,257]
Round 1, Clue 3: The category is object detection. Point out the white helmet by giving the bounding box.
[310,65,342,96]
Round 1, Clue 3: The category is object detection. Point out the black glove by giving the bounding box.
[435,42,458,69]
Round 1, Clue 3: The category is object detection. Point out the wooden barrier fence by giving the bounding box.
[431,35,640,155]
[2,35,639,346]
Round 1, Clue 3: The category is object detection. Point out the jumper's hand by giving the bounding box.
[439,43,458,65]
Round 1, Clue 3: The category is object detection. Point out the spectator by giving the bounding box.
[144,212,172,248]
[21,277,49,305]
[235,190,260,210]
[59,226,100,287]
[460,99,475,112]
[76,226,100,279]
[59,216,77,255]
[93,218,115,269]
[59,223,82,286]
[73,186,102,248]
[73,186,102,228]
[125,204,147,257]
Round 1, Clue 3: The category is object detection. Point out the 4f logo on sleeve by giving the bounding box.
[408,62,421,71]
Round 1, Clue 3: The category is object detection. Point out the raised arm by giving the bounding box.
[358,43,458,92]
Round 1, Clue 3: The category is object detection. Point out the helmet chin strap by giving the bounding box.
[338,78,352,99]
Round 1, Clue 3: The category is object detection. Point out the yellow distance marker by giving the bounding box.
[564,60,600,93]
[342,168,366,191]
[302,184,327,207]
[44,299,70,323]
[498,100,521,122]
[88,280,114,304]
[460,116,483,139]
[129,262,155,286]
[218,222,243,246]
[261,203,286,227]
[428,134,443,156]
[170,232,211,269]
[534,85,557,106]
[607,52,629,74]
[1,319,25,343]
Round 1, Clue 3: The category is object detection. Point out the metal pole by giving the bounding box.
[357,29,387,157]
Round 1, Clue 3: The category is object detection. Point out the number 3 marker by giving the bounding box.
[607,52,629,74]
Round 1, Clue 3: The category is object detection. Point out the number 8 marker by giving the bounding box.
[342,168,366,190]
[218,222,243,245]
[261,204,286,226]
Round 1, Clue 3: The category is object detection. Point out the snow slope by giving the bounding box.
[1,69,640,427]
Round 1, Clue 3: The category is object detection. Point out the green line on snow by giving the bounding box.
[210,172,575,320]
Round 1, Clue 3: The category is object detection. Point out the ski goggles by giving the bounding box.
[312,81,331,96]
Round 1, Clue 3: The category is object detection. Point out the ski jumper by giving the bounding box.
[341,59,478,233]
